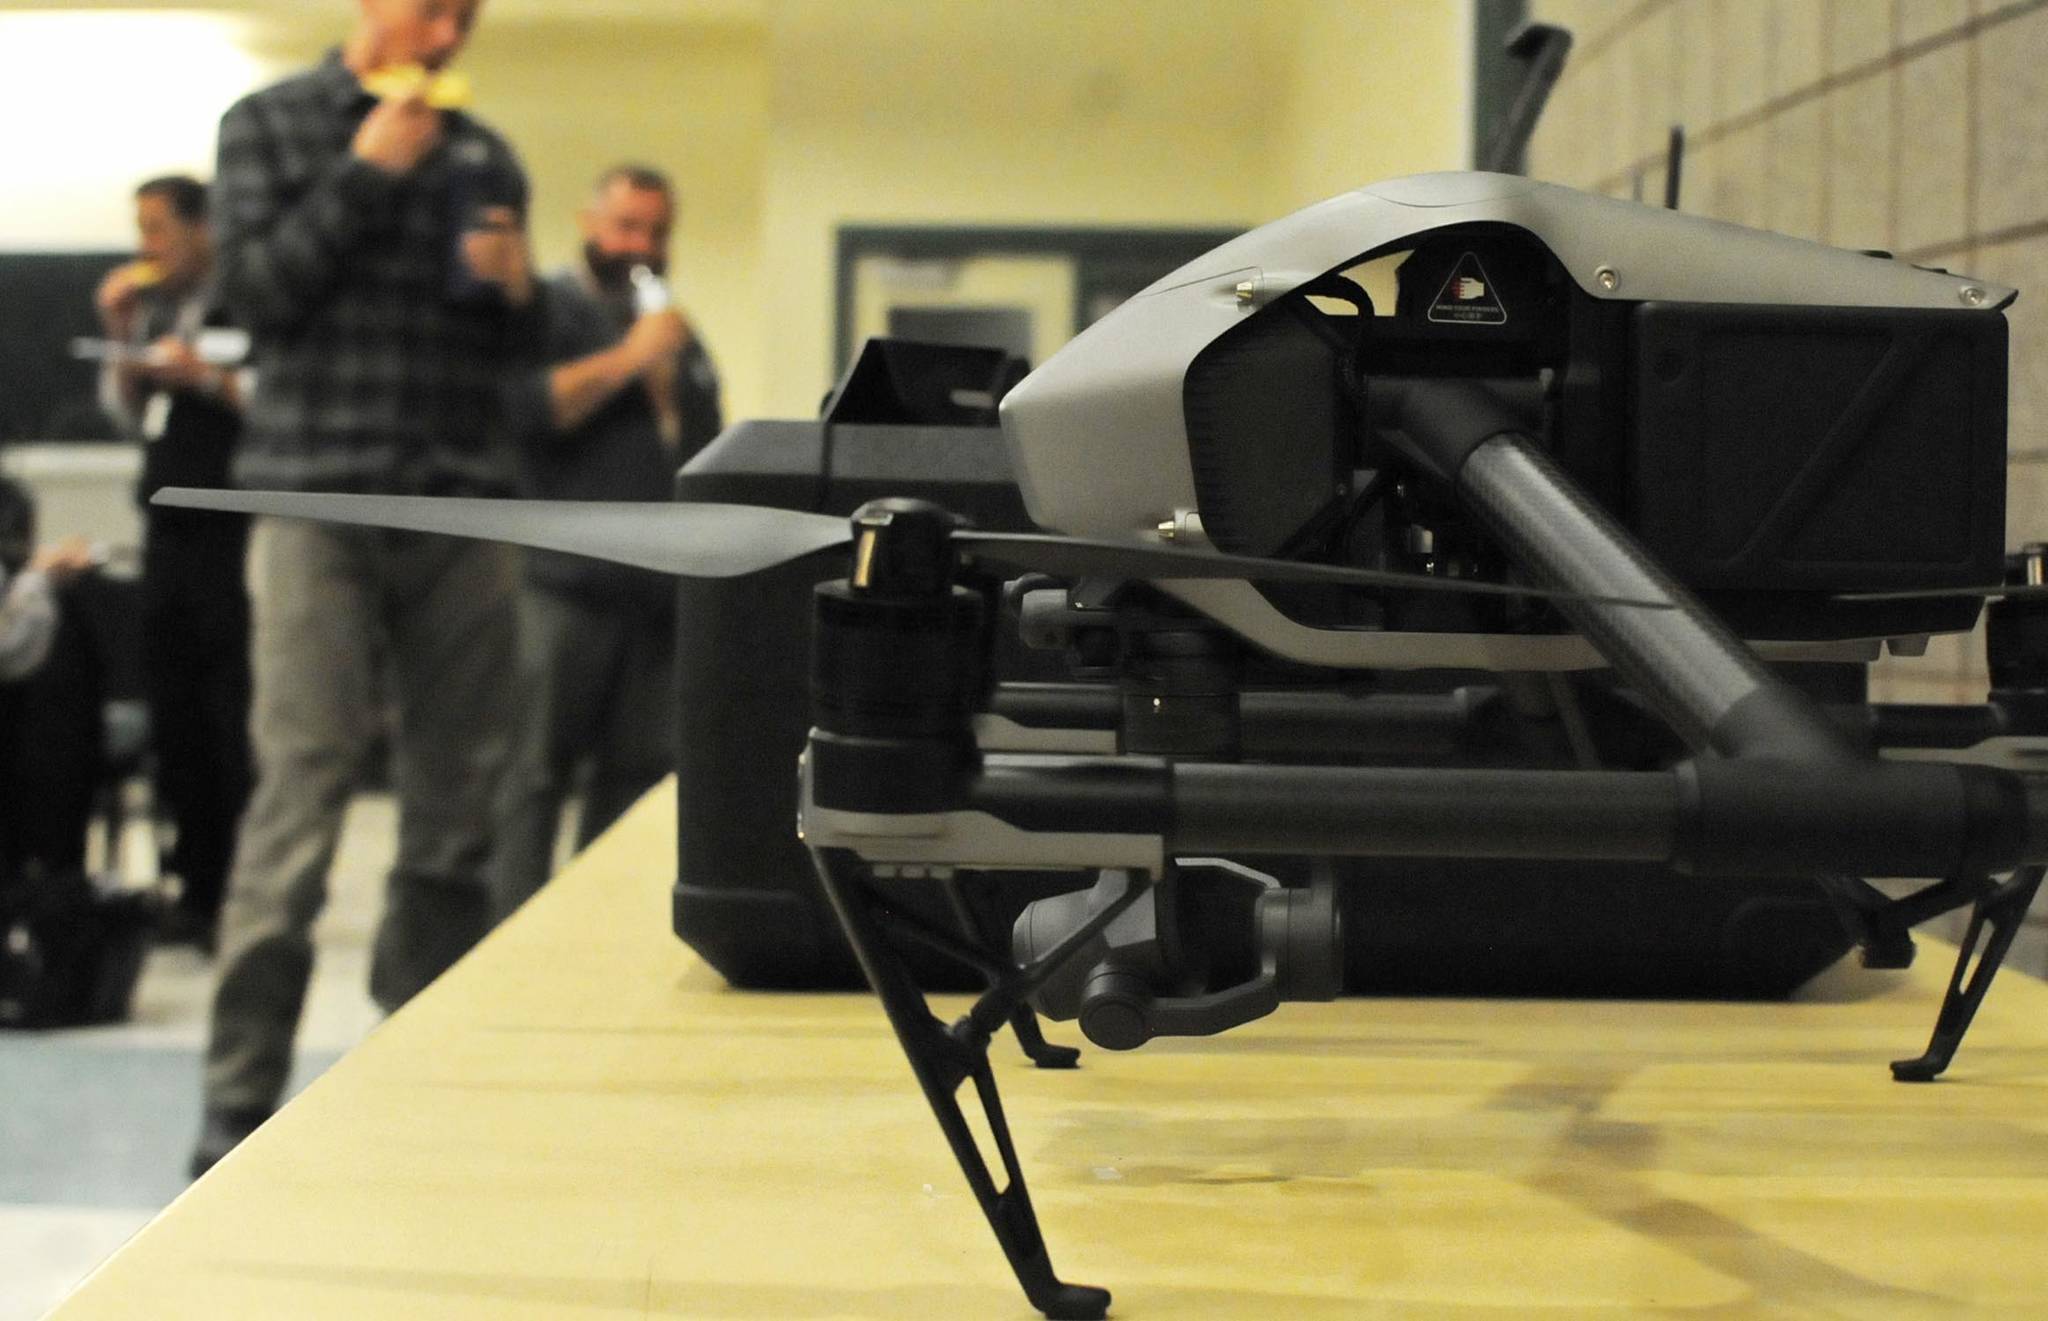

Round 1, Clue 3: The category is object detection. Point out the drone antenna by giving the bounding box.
[1481,23,1573,174]
[1664,125,1685,210]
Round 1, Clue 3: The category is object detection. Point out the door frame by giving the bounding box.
[832,224,1244,380]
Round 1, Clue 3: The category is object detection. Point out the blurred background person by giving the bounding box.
[2,478,66,684]
[491,164,720,918]
[94,173,251,952]
[0,476,103,886]
[190,0,536,1175]
[0,478,95,684]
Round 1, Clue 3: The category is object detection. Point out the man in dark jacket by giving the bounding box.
[95,173,250,951]
[492,164,721,917]
[192,0,537,1176]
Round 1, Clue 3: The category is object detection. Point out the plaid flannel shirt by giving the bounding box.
[213,49,533,496]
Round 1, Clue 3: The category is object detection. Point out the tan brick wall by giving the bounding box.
[1529,0,2048,709]
[1530,1,2048,966]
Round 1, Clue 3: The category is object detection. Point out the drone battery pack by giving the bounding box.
[1628,302,2007,601]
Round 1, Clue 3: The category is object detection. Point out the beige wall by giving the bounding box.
[1266,0,1472,214]
[0,0,1470,425]
[755,0,1291,415]
[1528,0,2047,706]
[465,19,774,430]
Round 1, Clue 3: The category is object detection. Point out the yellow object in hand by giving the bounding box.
[360,64,472,109]
[126,261,165,287]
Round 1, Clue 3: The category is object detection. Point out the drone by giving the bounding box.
[161,170,2047,1320]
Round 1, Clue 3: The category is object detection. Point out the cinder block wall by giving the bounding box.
[1527,0,2048,707]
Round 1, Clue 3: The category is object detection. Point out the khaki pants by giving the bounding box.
[203,518,517,1114]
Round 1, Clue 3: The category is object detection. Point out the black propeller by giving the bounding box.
[150,488,1671,607]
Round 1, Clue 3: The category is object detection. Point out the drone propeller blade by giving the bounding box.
[153,489,1668,606]
[951,530,1669,608]
[1837,584,2048,603]
[151,489,851,578]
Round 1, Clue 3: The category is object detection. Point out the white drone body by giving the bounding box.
[998,172,2015,671]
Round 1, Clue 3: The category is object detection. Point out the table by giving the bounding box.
[50,780,2048,1317]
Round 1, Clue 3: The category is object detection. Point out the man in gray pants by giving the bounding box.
[192,0,537,1175]
[492,164,721,917]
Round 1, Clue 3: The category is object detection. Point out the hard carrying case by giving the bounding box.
[668,341,1856,997]
[672,342,1073,988]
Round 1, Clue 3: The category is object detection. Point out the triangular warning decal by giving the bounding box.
[1427,252,1507,326]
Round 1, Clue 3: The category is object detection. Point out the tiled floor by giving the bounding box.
[0,795,394,1321]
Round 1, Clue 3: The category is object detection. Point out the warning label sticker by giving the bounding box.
[1427,252,1507,326]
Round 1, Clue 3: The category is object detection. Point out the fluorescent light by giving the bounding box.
[0,11,269,249]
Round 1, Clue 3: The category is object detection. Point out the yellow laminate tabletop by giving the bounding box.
[49,780,2048,1319]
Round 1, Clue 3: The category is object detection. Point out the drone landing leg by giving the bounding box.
[1005,1000,1082,1070]
[811,847,1148,1321]
[841,878,1082,1069]
[1892,866,2045,1082]
[942,875,1082,1069]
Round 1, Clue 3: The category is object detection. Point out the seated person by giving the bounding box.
[0,480,154,1027]
[0,477,103,881]
[2,477,93,681]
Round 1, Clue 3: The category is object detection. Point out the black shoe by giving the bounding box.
[188,1105,270,1179]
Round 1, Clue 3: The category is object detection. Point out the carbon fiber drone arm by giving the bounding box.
[801,751,2048,884]
[1378,377,1852,760]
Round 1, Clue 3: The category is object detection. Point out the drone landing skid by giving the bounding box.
[1890,865,2046,1082]
[795,475,2048,1317]
[942,875,1082,1069]
[810,847,1148,1321]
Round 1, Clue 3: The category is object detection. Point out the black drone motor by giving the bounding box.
[807,498,984,817]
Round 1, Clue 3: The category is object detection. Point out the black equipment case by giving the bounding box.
[669,342,1856,997]
[672,343,1073,989]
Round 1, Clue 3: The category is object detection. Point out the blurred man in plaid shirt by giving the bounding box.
[191,0,536,1176]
